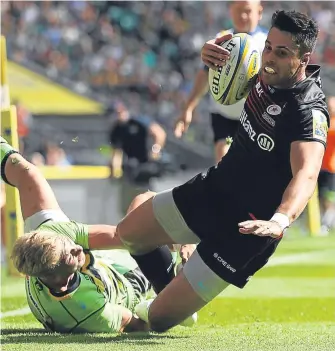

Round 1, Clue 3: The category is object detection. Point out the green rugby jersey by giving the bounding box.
[25,221,143,333]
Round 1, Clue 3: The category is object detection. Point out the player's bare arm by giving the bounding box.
[119,306,150,333]
[239,140,325,238]
[2,151,61,220]
[174,32,232,138]
[174,70,210,138]
[87,224,123,250]
[278,140,325,221]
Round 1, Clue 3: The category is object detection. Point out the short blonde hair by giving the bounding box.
[11,231,69,277]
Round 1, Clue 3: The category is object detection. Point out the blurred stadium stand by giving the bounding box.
[1,1,335,167]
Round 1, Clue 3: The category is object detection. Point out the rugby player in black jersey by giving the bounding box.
[115,10,330,332]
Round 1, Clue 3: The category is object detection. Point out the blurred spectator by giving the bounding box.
[45,143,72,166]
[30,151,46,167]
[108,101,166,214]
[2,1,335,146]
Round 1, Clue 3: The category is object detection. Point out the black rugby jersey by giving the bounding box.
[173,65,330,221]
[109,116,151,164]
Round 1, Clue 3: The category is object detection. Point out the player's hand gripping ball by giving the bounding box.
[208,33,261,105]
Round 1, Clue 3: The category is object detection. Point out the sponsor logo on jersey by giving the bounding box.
[266,104,281,116]
[262,112,276,127]
[240,109,276,151]
[241,109,256,141]
[257,133,275,151]
[312,110,328,142]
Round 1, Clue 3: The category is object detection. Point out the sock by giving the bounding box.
[131,246,175,294]
[1,137,19,185]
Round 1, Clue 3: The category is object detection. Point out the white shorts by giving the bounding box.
[24,210,70,232]
[152,189,200,245]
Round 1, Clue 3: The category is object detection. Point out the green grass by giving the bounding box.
[1,235,335,351]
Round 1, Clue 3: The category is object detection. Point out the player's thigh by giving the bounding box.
[118,189,200,253]
[149,249,230,332]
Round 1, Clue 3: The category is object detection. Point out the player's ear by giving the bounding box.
[300,53,311,66]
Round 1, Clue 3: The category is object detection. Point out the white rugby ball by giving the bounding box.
[209,33,261,105]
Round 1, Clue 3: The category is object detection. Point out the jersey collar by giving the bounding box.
[265,65,322,95]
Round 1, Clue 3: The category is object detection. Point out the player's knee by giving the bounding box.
[117,220,147,255]
[127,191,156,214]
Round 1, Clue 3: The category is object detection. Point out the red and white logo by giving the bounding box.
[266,104,281,116]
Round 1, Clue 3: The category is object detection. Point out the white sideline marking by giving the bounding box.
[0,306,31,319]
[266,249,334,267]
[1,249,333,319]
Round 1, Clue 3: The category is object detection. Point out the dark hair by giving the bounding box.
[271,10,319,56]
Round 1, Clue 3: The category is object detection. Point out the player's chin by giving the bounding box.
[260,70,279,85]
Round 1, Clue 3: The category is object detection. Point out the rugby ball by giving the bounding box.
[209,33,261,105]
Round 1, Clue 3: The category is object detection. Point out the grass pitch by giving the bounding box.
[1,235,335,351]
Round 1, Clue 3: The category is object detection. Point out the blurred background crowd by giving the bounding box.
[1,1,335,246]
[2,1,335,146]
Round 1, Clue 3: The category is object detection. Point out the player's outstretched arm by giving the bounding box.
[277,140,325,223]
[121,307,150,333]
[239,140,325,238]
[77,303,149,333]
[87,191,156,250]
[1,137,61,221]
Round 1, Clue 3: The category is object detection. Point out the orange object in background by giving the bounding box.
[322,116,335,173]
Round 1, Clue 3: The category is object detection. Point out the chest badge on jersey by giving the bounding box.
[266,104,281,116]
[257,133,275,151]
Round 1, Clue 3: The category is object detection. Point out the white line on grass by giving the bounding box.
[266,248,335,267]
[0,306,31,319]
[2,249,334,319]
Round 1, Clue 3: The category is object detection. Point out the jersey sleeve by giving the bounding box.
[290,107,329,147]
[75,303,126,333]
[39,221,89,249]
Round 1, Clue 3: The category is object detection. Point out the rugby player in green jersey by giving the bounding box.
[1,137,196,333]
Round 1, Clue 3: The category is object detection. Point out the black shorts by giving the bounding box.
[210,113,239,143]
[172,174,282,289]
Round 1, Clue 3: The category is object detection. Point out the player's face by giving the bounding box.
[39,240,85,289]
[229,1,263,33]
[261,27,307,88]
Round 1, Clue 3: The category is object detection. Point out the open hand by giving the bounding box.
[238,220,284,239]
[201,33,233,70]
